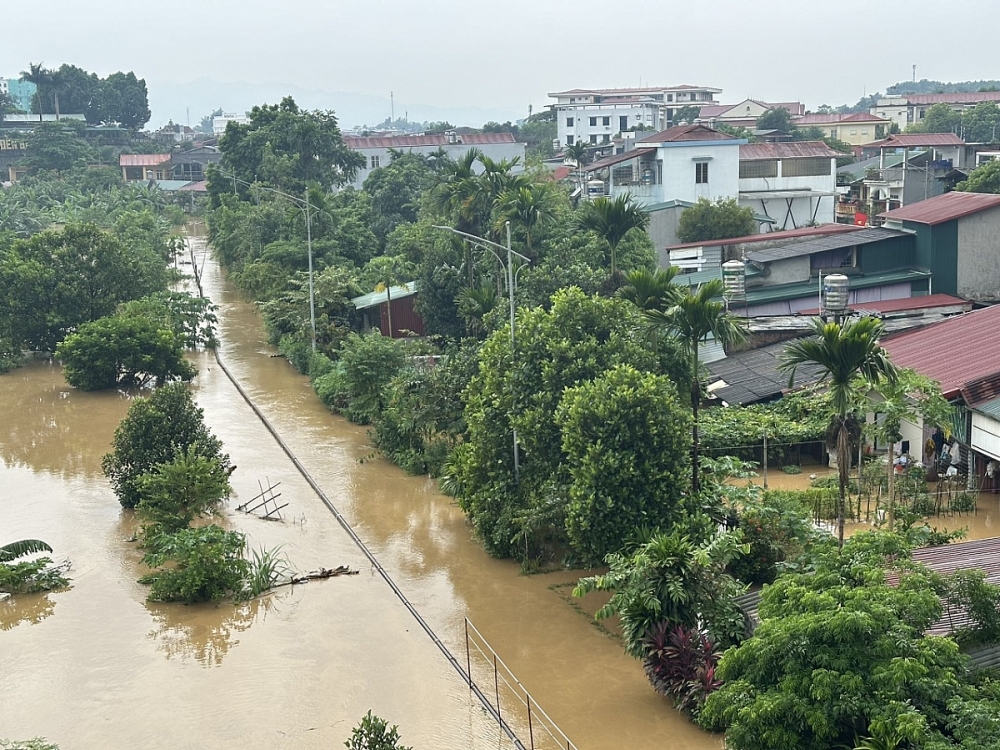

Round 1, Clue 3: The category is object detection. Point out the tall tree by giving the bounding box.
[779,317,898,547]
[643,279,747,495]
[20,63,51,122]
[100,71,151,129]
[575,193,650,279]
[676,198,756,244]
[493,182,557,257]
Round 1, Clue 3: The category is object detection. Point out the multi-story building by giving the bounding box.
[0,78,37,113]
[342,131,524,189]
[872,91,1000,132]
[793,112,891,146]
[548,85,721,147]
[212,112,250,136]
[738,141,841,230]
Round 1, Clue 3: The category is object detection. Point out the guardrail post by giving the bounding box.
[464,618,472,690]
[494,653,501,723]
[527,693,535,750]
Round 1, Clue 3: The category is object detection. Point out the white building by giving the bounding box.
[212,112,250,136]
[872,91,1000,132]
[738,141,841,231]
[342,131,524,189]
[549,85,721,148]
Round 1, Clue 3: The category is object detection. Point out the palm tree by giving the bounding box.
[644,279,747,495]
[493,183,557,257]
[618,267,682,313]
[20,63,51,122]
[575,193,649,280]
[564,140,589,166]
[456,281,498,338]
[779,317,898,548]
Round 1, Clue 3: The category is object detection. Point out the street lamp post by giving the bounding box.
[433,222,530,482]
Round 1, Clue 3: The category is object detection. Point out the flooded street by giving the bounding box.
[0,233,722,749]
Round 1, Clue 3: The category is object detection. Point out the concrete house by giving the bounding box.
[794,112,891,146]
[880,191,1000,301]
[872,91,1000,132]
[695,99,806,130]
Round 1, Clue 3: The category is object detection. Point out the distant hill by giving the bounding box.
[835,80,1000,113]
[145,78,522,132]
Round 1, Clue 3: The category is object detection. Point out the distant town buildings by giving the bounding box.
[548,85,722,147]
[872,91,1000,132]
[212,112,250,136]
[342,131,524,189]
[0,78,37,113]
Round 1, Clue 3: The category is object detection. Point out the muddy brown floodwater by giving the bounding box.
[0,230,724,749]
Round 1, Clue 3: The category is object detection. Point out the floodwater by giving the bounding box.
[0,231,723,749]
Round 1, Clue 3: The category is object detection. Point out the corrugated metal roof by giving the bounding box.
[343,133,516,149]
[796,112,888,125]
[798,293,970,317]
[584,148,657,172]
[666,224,859,251]
[864,133,966,149]
[744,268,931,305]
[706,339,825,405]
[972,396,1000,420]
[638,124,736,143]
[739,141,841,160]
[119,153,171,167]
[897,92,1000,106]
[961,373,1000,409]
[882,304,1000,398]
[351,281,420,310]
[879,191,1000,225]
[744,227,908,263]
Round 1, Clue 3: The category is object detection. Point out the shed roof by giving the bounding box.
[706,340,825,405]
[584,148,657,172]
[743,227,908,263]
[665,224,859,251]
[896,91,1000,106]
[879,191,1000,225]
[881,303,1000,398]
[351,282,420,310]
[120,153,171,167]
[864,133,966,149]
[796,112,888,125]
[739,141,841,160]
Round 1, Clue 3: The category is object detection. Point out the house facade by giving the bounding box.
[548,85,721,146]
[794,112,890,146]
[120,153,172,181]
[738,141,841,231]
[872,91,1000,132]
[695,99,806,130]
[342,132,524,189]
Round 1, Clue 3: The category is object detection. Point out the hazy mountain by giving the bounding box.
[146,78,523,130]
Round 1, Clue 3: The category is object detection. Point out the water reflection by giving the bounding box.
[0,361,132,478]
[0,593,56,631]
[145,594,278,667]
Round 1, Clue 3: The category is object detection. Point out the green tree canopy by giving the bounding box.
[677,198,756,244]
[21,121,95,173]
[102,382,232,509]
[756,107,795,133]
[908,103,962,134]
[957,159,1000,193]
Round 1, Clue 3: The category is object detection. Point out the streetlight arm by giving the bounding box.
[431,225,531,263]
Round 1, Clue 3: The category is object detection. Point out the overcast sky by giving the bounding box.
[8,0,1000,128]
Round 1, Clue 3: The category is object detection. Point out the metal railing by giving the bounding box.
[464,618,579,750]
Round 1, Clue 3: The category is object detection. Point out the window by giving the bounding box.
[739,160,778,179]
[695,162,709,183]
[566,117,574,127]
[602,116,610,126]
[830,129,837,138]
[612,165,634,184]
[620,115,629,131]
[667,94,674,102]
[602,134,611,143]
[861,129,869,134]
[566,135,575,145]
[589,117,597,126]
[646,114,653,121]
[589,134,598,144]
[781,157,832,177]
[850,129,857,135]
[370,155,380,169]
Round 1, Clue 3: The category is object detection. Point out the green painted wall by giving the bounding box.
[858,235,917,274]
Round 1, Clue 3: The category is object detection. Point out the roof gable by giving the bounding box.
[638,124,736,143]
[739,141,841,160]
[879,191,1000,225]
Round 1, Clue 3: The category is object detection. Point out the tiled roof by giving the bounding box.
[666,224,860,251]
[343,132,516,149]
[706,339,826,405]
[739,141,841,160]
[583,148,656,171]
[897,92,1000,106]
[743,227,908,263]
[638,124,736,143]
[881,304,1000,398]
[119,153,171,167]
[879,191,1000,225]
[863,133,965,149]
[796,112,888,125]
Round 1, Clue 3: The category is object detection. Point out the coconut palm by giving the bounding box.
[644,279,747,495]
[493,183,557,257]
[20,63,51,122]
[780,317,898,548]
[575,193,649,280]
[618,267,682,313]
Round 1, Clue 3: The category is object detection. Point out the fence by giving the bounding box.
[464,618,579,750]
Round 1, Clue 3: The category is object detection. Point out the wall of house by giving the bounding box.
[857,235,918,274]
[649,205,686,262]
[758,255,811,285]
[348,141,525,189]
[658,142,740,205]
[556,104,660,145]
[740,194,835,231]
[957,207,1000,300]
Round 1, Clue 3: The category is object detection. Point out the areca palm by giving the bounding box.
[644,279,747,495]
[493,183,557,257]
[575,193,649,280]
[779,317,898,547]
[618,267,682,313]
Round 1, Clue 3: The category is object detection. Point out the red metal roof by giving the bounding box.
[119,153,171,167]
[796,112,888,125]
[342,132,516,149]
[798,293,971,317]
[879,191,1000,225]
[863,133,966,149]
[665,223,860,251]
[584,148,657,171]
[638,124,736,143]
[881,304,1000,398]
[740,141,841,160]
[899,92,1000,106]
[959,372,1000,408]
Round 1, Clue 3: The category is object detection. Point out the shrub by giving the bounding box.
[344,711,411,750]
[642,622,722,717]
[136,447,232,533]
[140,525,249,603]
